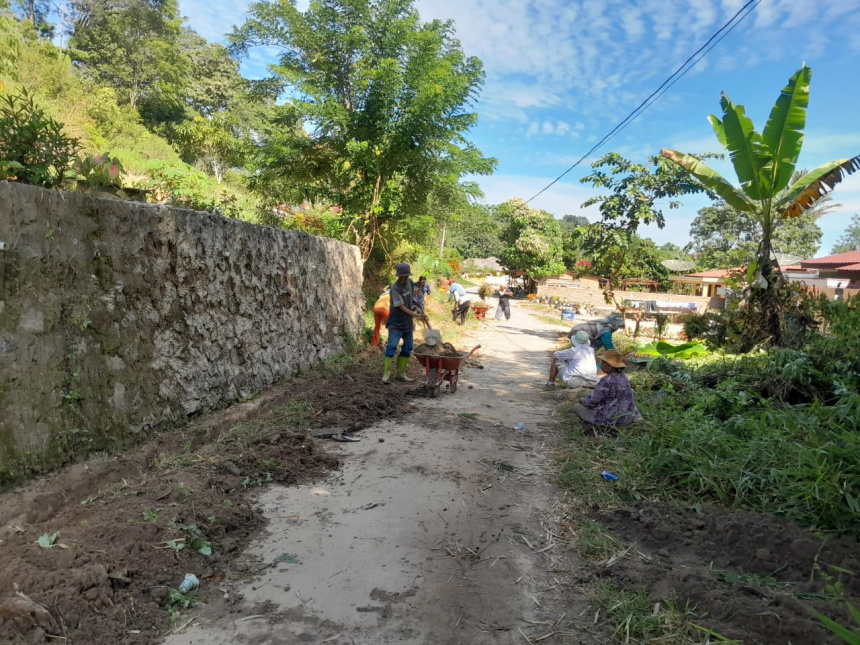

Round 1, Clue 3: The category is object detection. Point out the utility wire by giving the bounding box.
[601,0,763,150]
[525,0,763,204]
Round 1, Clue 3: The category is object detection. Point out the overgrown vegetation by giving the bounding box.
[560,294,860,533]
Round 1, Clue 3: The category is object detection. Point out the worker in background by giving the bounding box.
[545,331,598,389]
[573,350,642,427]
[371,289,390,347]
[448,281,471,325]
[495,285,513,321]
[568,313,625,368]
[383,263,427,384]
[412,276,432,324]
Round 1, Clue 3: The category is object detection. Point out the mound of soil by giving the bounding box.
[598,502,860,644]
[0,352,413,644]
[414,342,462,357]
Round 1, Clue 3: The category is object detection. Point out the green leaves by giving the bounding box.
[229,0,495,260]
[777,156,860,219]
[660,150,752,213]
[497,198,565,280]
[716,94,773,200]
[762,65,811,194]
[0,88,80,188]
[36,531,59,548]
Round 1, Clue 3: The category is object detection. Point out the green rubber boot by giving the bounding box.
[382,357,393,384]
[395,356,414,382]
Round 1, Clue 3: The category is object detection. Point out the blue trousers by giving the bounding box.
[384,328,414,358]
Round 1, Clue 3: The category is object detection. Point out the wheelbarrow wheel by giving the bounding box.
[427,368,441,398]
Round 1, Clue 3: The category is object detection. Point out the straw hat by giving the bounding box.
[601,349,626,369]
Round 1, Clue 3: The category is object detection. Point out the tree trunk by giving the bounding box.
[753,228,783,346]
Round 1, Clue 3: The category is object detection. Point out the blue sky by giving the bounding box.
[179,0,860,256]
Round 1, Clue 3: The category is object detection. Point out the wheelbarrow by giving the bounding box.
[413,345,481,398]
[472,304,490,319]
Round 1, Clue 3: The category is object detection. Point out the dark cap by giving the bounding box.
[395,263,412,277]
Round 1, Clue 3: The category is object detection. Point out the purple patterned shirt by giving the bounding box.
[580,371,642,426]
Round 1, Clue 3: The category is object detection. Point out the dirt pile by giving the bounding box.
[598,502,860,644]
[413,342,462,356]
[0,352,412,644]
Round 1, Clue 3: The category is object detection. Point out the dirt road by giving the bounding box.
[166,299,598,645]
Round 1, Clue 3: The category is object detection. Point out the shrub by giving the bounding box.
[70,153,125,188]
[0,88,79,187]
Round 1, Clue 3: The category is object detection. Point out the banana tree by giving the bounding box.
[661,65,860,343]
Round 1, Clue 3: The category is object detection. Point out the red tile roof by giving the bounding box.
[800,250,860,267]
[686,268,740,278]
[837,262,860,272]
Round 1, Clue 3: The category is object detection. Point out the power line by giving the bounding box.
[606,0,762,146]
[525,0,763,204]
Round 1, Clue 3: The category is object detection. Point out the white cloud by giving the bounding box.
[476,173,602,219]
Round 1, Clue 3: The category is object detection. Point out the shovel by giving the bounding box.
[423,318,442,347]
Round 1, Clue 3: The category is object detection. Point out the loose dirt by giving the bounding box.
[598,502,860,644]
[0,352,414,644]
[7,292,853,645]
[162,298,600,645]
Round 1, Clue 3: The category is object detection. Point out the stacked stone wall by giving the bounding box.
[0,182,363,481]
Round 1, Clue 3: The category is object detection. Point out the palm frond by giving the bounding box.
[660,148,754,213]
[778,155,860,219]
[762,66,811,195]
[718,93,773,201]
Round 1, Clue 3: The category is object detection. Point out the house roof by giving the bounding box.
[837,262,860,272]
[685,268,740,278]
[800,250,860,268]
[465,257,503,271]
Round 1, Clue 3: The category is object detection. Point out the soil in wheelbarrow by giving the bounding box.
[414,342,462,357]
[0,350,415,644]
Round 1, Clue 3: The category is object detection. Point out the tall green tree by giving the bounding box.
[12,0,53,36]
[558,214,589,270]
[447,203,503,259]
[690,202,822,269]
[831,213,860,254]
[173,114,250,183]
[228,0,495,261]
[661,65,860,343]
[68,0,188,110]
[497,198,564,284]
[579,152,705,289]
[181,31,242,117]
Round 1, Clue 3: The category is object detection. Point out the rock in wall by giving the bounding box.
[0,182,364,482]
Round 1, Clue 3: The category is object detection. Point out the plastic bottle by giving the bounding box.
[178,573,199,593]
[600,471,619,482]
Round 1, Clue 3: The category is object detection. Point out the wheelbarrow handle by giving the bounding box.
[464,345,482,360]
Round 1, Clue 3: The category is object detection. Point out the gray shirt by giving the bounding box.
[387,279,415,332]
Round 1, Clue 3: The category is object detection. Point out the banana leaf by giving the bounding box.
[660,149,754,213]
[717,94,773,201]
[631,340,709,360]
[762,66,811,194]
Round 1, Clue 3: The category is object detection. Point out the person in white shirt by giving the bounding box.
[545,331,599,388]
[448,283,471,325]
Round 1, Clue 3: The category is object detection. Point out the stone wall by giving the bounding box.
[0,182,364,482]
